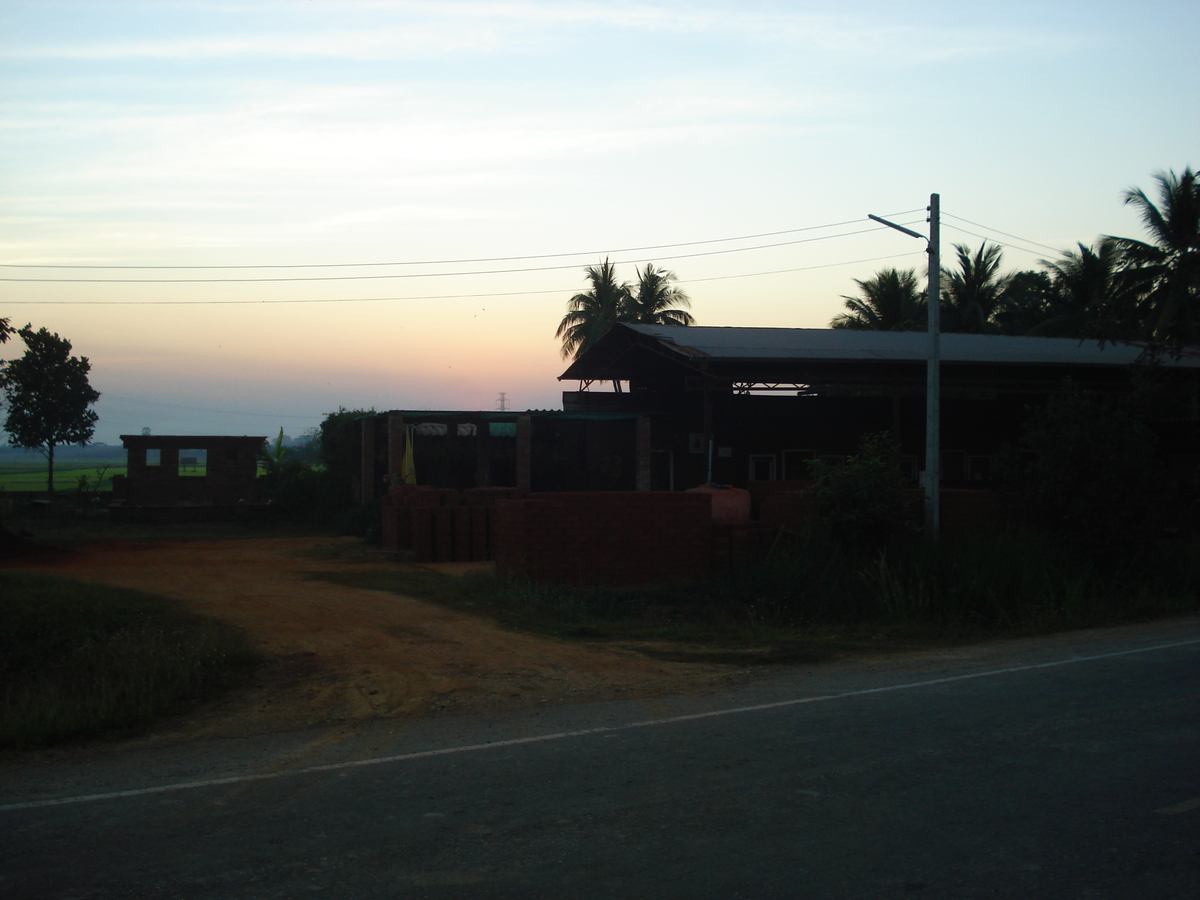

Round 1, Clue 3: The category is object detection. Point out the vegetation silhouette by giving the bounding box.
[827,166,1198,348]
[831,268,925,331]
[1,325,100,496]
[556,258,693,361]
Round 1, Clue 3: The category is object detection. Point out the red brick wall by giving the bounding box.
[381,486,526,561]
[491,492,712,583]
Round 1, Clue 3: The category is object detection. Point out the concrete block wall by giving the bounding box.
[491,491,712,584]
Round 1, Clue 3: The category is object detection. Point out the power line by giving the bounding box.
[680,252,923,285]
[941,223,1058,259]
[0,211,926,270]
[941,213,1063,254]
[0,223,922,283]
[0,252,924,305]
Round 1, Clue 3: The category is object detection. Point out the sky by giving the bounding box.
[2,0,1198,444]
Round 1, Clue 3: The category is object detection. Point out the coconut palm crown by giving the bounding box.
[626,264,696,327]
[556,260,695,361]
[830,268,925,331]
[1102,167,1200,355]
[555,258,632,361]
[942,242,1014,333]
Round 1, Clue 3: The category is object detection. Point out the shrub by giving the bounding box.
[807,432,915,546]
[1002,386,1168,562]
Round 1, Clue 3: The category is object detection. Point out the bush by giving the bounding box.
[807,432,915,547]
[1002,386,1169,562]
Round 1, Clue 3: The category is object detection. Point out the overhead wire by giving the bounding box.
[0,222,926,283]
[941,213,1064,255]
[0,211,926,270]
[2,253,924,305]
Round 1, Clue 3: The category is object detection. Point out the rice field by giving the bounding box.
[0,460,128,493]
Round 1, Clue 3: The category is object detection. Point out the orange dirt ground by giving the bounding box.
[8,537,741,740]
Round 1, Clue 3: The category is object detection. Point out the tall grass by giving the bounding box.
[0,572,260,748]
[736,525,1200,633]
[320,525,1200,647]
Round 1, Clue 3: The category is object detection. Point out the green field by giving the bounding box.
[0,461,128,493]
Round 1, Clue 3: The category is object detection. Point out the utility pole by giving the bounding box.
[925,194,940,537]
[868,193,941,537]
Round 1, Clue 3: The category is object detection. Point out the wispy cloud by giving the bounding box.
[6,1,1089,65]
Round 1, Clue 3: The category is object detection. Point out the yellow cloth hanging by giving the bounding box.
[400,425,417,484]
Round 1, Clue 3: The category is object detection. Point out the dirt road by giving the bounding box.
[10,537,736,740]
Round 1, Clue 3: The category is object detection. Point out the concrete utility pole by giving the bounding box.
[868,193,941,537]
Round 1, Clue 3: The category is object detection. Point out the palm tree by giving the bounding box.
[626,264,696,327]
[830,268,925,331]
[942,242,1012,333]
[990,270,1055,336]
[1103,167,1200,354]
[555,258,632,361]
[1034,241,1132,339]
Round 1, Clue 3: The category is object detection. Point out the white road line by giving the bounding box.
[3,636,1198,813]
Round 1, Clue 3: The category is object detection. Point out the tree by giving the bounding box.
[1102,167,1200,356]
[942,242,1013,333]
[1033,241,1133,339]
[0,325,100,496]
[990,269,1057,336]
[626,263,696,327]
[1004,385,1167,562]
[806,432,914,547]
[555,258,632,361]
[830,268,925,331]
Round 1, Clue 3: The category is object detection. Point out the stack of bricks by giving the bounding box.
[381,486,526,562]
[492,492,712,584]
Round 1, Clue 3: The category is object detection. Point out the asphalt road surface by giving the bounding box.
[3,617,1198,899]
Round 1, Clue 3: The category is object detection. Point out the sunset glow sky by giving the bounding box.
[2,0,1197,443]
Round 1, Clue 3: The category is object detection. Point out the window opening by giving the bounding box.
[179,449,207,477]
[748,454,777,481]
[782,449,816,480]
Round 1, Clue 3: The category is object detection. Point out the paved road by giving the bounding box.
[3,618,1199,899]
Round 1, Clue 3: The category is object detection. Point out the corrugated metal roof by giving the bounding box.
[621,325,1200,368]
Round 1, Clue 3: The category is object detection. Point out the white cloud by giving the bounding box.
[6,1,1089,66]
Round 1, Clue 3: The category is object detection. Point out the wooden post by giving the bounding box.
[516,415,532,492]
[636,416,652,491]
[360,417,376,504]
[474,420,490,487]
[387,414,405,485]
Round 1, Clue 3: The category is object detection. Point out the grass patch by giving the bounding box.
[0,571,261,748]
[308,526,1200,656]
[0,461,127,493]
[2,507,333,549]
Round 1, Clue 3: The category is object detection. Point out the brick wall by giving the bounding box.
[380,485,526,561]
[491,492,712,583]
